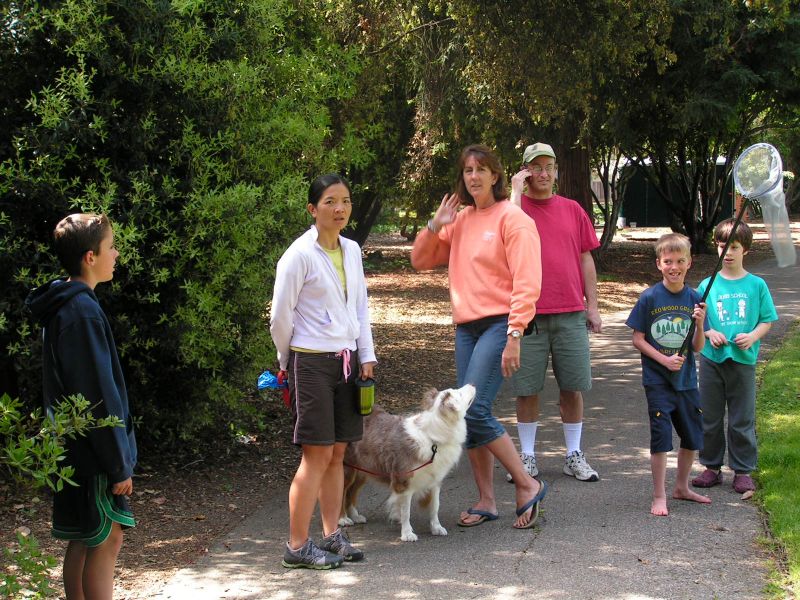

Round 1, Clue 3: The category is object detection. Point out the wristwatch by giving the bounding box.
[508,330,522,339]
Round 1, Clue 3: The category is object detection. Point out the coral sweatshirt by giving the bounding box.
[413,200,541,334]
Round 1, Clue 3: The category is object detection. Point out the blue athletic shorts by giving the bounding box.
[644,384,703,454]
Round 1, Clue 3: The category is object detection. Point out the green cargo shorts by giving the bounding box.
[510,311,592,395]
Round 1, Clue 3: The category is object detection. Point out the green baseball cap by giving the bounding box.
[522,142,556,164]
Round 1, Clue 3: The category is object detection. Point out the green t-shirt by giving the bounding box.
[698,272,778,365]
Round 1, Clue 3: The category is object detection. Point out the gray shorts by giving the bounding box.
[511,311,592,396]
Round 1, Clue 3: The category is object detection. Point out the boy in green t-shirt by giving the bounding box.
[691,219,778,493]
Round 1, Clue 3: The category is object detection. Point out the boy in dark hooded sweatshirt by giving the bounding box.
[26,213,136,600]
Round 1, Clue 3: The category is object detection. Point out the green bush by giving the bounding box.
[1,0,375,450]
[1,532,57,599]
[1,392,122,597]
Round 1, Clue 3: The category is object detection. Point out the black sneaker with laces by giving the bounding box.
[321,528,365,562]
[282,539,344,570]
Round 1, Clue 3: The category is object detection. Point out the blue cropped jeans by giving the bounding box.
[455,315,508,449]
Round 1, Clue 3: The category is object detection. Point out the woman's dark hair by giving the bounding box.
[454,144,508,207]
[308,174,352,206]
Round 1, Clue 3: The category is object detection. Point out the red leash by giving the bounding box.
[344,444,438,478]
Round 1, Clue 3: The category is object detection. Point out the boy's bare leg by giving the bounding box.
[650,452,669,516]
[673,448,712,504]
[82,522,123,600]
[63,540,87,599]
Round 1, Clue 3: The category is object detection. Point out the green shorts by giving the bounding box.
[52,473,135,547]
[511,311,592,396]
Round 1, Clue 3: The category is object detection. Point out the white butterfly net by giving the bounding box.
[733,143,796,267]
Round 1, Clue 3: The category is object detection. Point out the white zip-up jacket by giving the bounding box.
[270,225,377,371]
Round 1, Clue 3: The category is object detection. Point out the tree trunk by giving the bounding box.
[344,192,382,247]
[554,137,593,217]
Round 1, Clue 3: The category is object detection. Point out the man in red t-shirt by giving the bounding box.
[507,142,602,483]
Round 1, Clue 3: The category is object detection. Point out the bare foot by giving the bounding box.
[651,496,669,516]
[673,488,712,504]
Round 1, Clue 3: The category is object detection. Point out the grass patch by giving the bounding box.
[757,322,800,598]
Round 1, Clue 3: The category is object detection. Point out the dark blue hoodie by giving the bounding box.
[25,278,137,483]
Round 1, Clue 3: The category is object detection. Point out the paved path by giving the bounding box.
[155,255,799,600]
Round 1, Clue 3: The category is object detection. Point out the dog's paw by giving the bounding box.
[400,531,418,542]
[430,524,447,536]
[352,514,367,524]
[338,516,354,527]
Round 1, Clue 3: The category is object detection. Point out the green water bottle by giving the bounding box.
[355,378,375,416]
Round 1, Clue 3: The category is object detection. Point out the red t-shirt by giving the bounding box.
[519,194,599,314]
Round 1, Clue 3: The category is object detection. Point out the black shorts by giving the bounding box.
[52,473,135,547]
[287,349,363,446]
[644,384,704,454]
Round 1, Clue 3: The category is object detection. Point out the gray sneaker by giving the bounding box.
[282,539,344,570]
[321,528,365,562]
[506,453,539,483]
[563,450,599,482]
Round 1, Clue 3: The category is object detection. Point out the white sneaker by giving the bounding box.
[563,450,599,482]
[506,453,538,483]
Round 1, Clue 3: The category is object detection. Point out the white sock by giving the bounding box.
[517,422,538,456]
[563,422,583,455]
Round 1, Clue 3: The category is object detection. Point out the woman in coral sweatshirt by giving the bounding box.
[411,144,547,529]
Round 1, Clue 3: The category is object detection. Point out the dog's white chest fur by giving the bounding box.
[341,384,475,542]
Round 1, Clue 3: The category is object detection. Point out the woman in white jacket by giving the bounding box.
[270,174,377,570]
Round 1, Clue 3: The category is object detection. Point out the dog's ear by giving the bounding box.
[421,387,438,410]
[438,390,458,413]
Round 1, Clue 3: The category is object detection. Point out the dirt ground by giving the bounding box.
[0,225,783,598]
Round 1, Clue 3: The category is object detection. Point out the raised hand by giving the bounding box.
[429,193,461,231]
[692,302,707,326]
[510,168,530,195]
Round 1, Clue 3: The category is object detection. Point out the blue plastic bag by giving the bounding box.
[258,370,290,407]
[258,370,282,390]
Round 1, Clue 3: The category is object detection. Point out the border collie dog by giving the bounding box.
[340,384,475,542]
